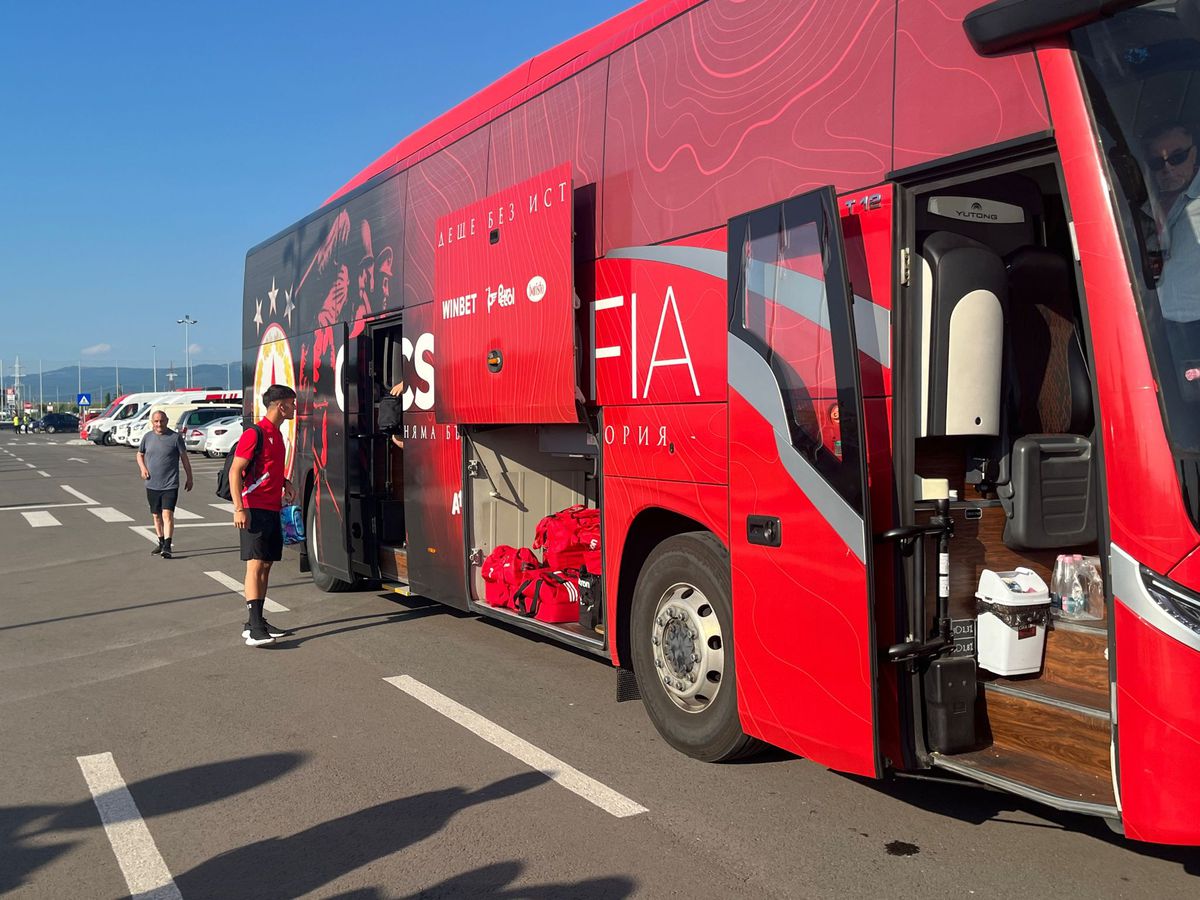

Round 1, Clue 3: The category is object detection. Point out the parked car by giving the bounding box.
[185,415,241,454]
[115,405,155,446]
[33,413,80,434]
[204,418,245,457]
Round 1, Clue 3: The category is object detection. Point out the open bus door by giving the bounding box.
[305,321,372,588]
[727,187,881,778]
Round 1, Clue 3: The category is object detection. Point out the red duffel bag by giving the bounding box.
[534,505,602,574]
[512,570,581,624]
[481,545,542,609]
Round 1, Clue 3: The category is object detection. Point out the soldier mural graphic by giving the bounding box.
[246,188,401,572]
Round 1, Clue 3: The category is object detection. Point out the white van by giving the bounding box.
[89,391,179,445]
[89,389,235,446]
[128,392,243,448]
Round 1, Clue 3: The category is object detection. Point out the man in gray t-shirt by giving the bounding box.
[137,410,193,559]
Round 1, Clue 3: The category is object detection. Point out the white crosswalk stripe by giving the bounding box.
[89,507,135,523]
[171,507,202,520]
[204,570,289,612]
[210,502,235,513]
[22,511,61,527]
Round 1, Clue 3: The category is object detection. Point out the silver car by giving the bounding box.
[185,415,242,454]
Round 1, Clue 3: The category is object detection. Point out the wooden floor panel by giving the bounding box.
[943,742,1116,808]
[379,545,408,582]
[979,689,1111,779]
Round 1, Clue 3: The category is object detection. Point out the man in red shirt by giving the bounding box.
[229,384,297,646]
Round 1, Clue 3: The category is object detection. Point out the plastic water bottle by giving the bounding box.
[1050,554,1074,614]
[1058,554,1087,618]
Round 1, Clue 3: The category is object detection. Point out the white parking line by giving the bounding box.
[171,507,202,520]
[24,463,35,468]
[89,507,134,523]
[204,570,289,612]
[384,675,648,819]
[22,511,61,527]
[37,470,50,477]
[77,752,182,900]
[61,485,98,504]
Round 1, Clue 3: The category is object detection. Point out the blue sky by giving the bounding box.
[0,0,632,376]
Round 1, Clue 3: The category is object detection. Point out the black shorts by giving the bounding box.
[240,508,283,562]
[146,488,179,515]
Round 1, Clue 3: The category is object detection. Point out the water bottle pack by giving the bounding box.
[1050,554,1102,620]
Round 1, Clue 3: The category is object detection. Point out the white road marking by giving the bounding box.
[15,457,23,462]
[384,675,648,819]
[24,463,35,468]
[77,752,182,900]
[129,523,229,543]
[22,511,61,527]
[210,502,235,513]
[37,470,50,477]
[204,570,289,612]
[90,507,135,523]
[171,506,202,520]
[61,485,98,504]
[0,501,92,513]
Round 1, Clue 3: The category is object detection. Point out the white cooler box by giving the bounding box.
[975,567,1050,676]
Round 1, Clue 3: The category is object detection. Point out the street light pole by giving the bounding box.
[177,315,198,388]
[152,345,158,392]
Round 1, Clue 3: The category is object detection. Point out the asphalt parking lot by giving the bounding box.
[1,435,1198,899]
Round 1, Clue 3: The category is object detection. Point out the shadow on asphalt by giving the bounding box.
[0,752,305,895]
[260,600,446,649]
[393,860,636,899]
[172,772,556,899]
[0,590,233,632]
[847,772,1200,875]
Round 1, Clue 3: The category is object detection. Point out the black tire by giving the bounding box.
[306,497,354,593]
[630,532,762,762]
[102,430,113,446]
[46,426,56,434]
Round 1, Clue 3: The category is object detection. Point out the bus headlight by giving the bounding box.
[1141,566,1200,636]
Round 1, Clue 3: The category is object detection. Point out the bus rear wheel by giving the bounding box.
[630,532,761,762]
[306,498,354,593]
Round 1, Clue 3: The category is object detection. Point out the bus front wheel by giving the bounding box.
[629,532,761,762]
[306,499,354,593]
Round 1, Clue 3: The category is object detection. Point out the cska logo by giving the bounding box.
[401,332,436,412]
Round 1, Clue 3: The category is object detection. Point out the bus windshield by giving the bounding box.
[1073,2,1200,466]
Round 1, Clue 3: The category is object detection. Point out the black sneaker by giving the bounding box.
[242,621,292,639]
[151,542,163,556]
[160,547,173,559]
[244,627,275,647]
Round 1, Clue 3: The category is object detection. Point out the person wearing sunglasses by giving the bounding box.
[1143,123,1200,383]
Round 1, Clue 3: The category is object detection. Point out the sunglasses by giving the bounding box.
[1149,145,1194,171]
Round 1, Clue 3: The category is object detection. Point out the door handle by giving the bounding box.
[747,515,782,547]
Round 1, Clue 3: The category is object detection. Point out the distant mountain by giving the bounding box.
[4,363,242,410]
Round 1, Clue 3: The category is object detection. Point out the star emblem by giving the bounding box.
[284,287,295,326]
[268,277,279,316]
[254,297,264,334]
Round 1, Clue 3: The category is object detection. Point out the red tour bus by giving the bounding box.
[242,0,1200,844]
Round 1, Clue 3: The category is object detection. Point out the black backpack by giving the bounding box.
[378,395,403,431]
[215,424,263,501]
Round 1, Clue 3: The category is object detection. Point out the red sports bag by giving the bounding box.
[481,545,542,609]
[533,505,602,574]
[513,570,581,624]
